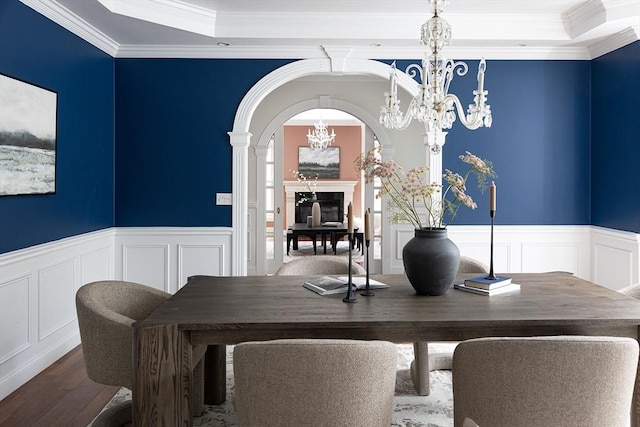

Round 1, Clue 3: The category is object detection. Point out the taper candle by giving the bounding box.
[489,181,496,211]
[364,209,371,241]
[347,202,353,234]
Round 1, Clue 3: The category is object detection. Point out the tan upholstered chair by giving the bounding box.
[620,282,640,299]
[76,281,207,426]
[275,255,366,276]
[618,282,640,423]
[410,256,488,395]
[452,336,639,427]
[233,339,397,427]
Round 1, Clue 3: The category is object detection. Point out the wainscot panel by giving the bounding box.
[114,227,233,294]
[591,226,640,291]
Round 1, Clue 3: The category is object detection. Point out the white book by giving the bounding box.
[454,282,520,296]
[303,276,389,296]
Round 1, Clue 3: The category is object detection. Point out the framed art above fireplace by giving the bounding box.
[298,146,339,179]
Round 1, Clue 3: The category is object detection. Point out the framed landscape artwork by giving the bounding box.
[0,73,57,196]
[298,146,340,179]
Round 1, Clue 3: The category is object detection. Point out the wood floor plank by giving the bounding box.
[0,346,118,427]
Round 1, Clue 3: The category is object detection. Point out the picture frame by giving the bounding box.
[298,146,340,179]
[0,73,57,196]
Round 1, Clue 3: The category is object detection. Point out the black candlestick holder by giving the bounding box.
[360,239,374,296]
[343,232,357,303]
[485,210,497,280]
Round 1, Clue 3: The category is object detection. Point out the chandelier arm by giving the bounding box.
[443,94,484,131]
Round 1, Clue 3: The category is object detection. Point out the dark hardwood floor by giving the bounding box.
[0,345,119,427]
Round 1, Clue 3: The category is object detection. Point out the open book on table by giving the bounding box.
[303,276,389,296]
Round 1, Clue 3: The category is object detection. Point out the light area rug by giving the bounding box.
[285,240,366,264]
[92,343,454,427]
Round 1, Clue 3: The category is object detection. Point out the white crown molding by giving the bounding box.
[563,0,608,39]
[20,0,119,57]
[114,44,593,61]
[589,27,640,58]
[96,0,217,37]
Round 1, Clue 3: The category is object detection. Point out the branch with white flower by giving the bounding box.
[291,169,318,206]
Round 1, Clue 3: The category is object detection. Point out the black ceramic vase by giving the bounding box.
[402,228,460,296]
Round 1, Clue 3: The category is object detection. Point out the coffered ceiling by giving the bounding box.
[21,0,640,59]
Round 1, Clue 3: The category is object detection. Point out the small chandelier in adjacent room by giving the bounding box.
[380,0,492,153]
[307,120,336,149]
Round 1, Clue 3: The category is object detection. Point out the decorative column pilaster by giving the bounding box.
[228,131,251,276]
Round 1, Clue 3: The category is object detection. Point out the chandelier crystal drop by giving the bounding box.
[307,120,336,149]
[380,0,492,152]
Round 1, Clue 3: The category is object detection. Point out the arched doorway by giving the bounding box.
[228,58,421,276]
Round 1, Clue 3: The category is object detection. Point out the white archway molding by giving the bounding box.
[229,58,419,276]
[252,97,393,275]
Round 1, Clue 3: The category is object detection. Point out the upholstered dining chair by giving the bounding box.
[233,339,397,427]
[452,336,639,427]
[76,281,207,426]
[618,282,640,424]
[410,256,488,396]
[275,255,366,276]
[620,282,640,299]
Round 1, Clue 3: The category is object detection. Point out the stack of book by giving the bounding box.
[454,275,520,296]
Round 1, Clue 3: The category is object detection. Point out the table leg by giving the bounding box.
[133,324,192,426]
[293,235,299,250]
[322,231,328,254]
[204,345,227,404]
[312,232,317,254]
[411,342,431,396]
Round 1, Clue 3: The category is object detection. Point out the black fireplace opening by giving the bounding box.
[295,192,344,223]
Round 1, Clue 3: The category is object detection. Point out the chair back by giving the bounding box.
[234,339,397,427]
[619,283,640,299]
[75,281,170,389]
[275,255,365,276]
[457,256,488,274]
[452,336,639,427]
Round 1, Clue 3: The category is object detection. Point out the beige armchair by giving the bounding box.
[233,339,397,427]
[620,282,640,299]
[76,281,207,426]
[618,282,640,424]
[452,336,639,427]
[275,255,365,276]
[410,256,488,395]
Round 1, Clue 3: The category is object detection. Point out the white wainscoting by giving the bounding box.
[0,229,114,400]
[0,224,637,399]
[0,226,232,400]
[591,226,640,291]
[114,227,233,294]
[386,225,597,284]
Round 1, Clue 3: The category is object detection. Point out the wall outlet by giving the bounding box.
[216,193,233,205]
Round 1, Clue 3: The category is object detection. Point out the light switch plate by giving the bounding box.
[216,193,232,205]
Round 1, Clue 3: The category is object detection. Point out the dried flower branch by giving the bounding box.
[291,169,318,206]
[354,147,496,229]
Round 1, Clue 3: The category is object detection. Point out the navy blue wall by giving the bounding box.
[0,1,115,253]
[114,59,290,226]
[396,59,592,225]
[591,41,640,233]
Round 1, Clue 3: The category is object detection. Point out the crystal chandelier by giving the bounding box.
[307,120,336,149]
[380,0,492,153]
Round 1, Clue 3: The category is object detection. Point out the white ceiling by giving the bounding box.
[21,0,640,60]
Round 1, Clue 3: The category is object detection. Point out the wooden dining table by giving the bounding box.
[132,272,640,426]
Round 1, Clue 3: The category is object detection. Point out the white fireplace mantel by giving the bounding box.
[283,180,358,225]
